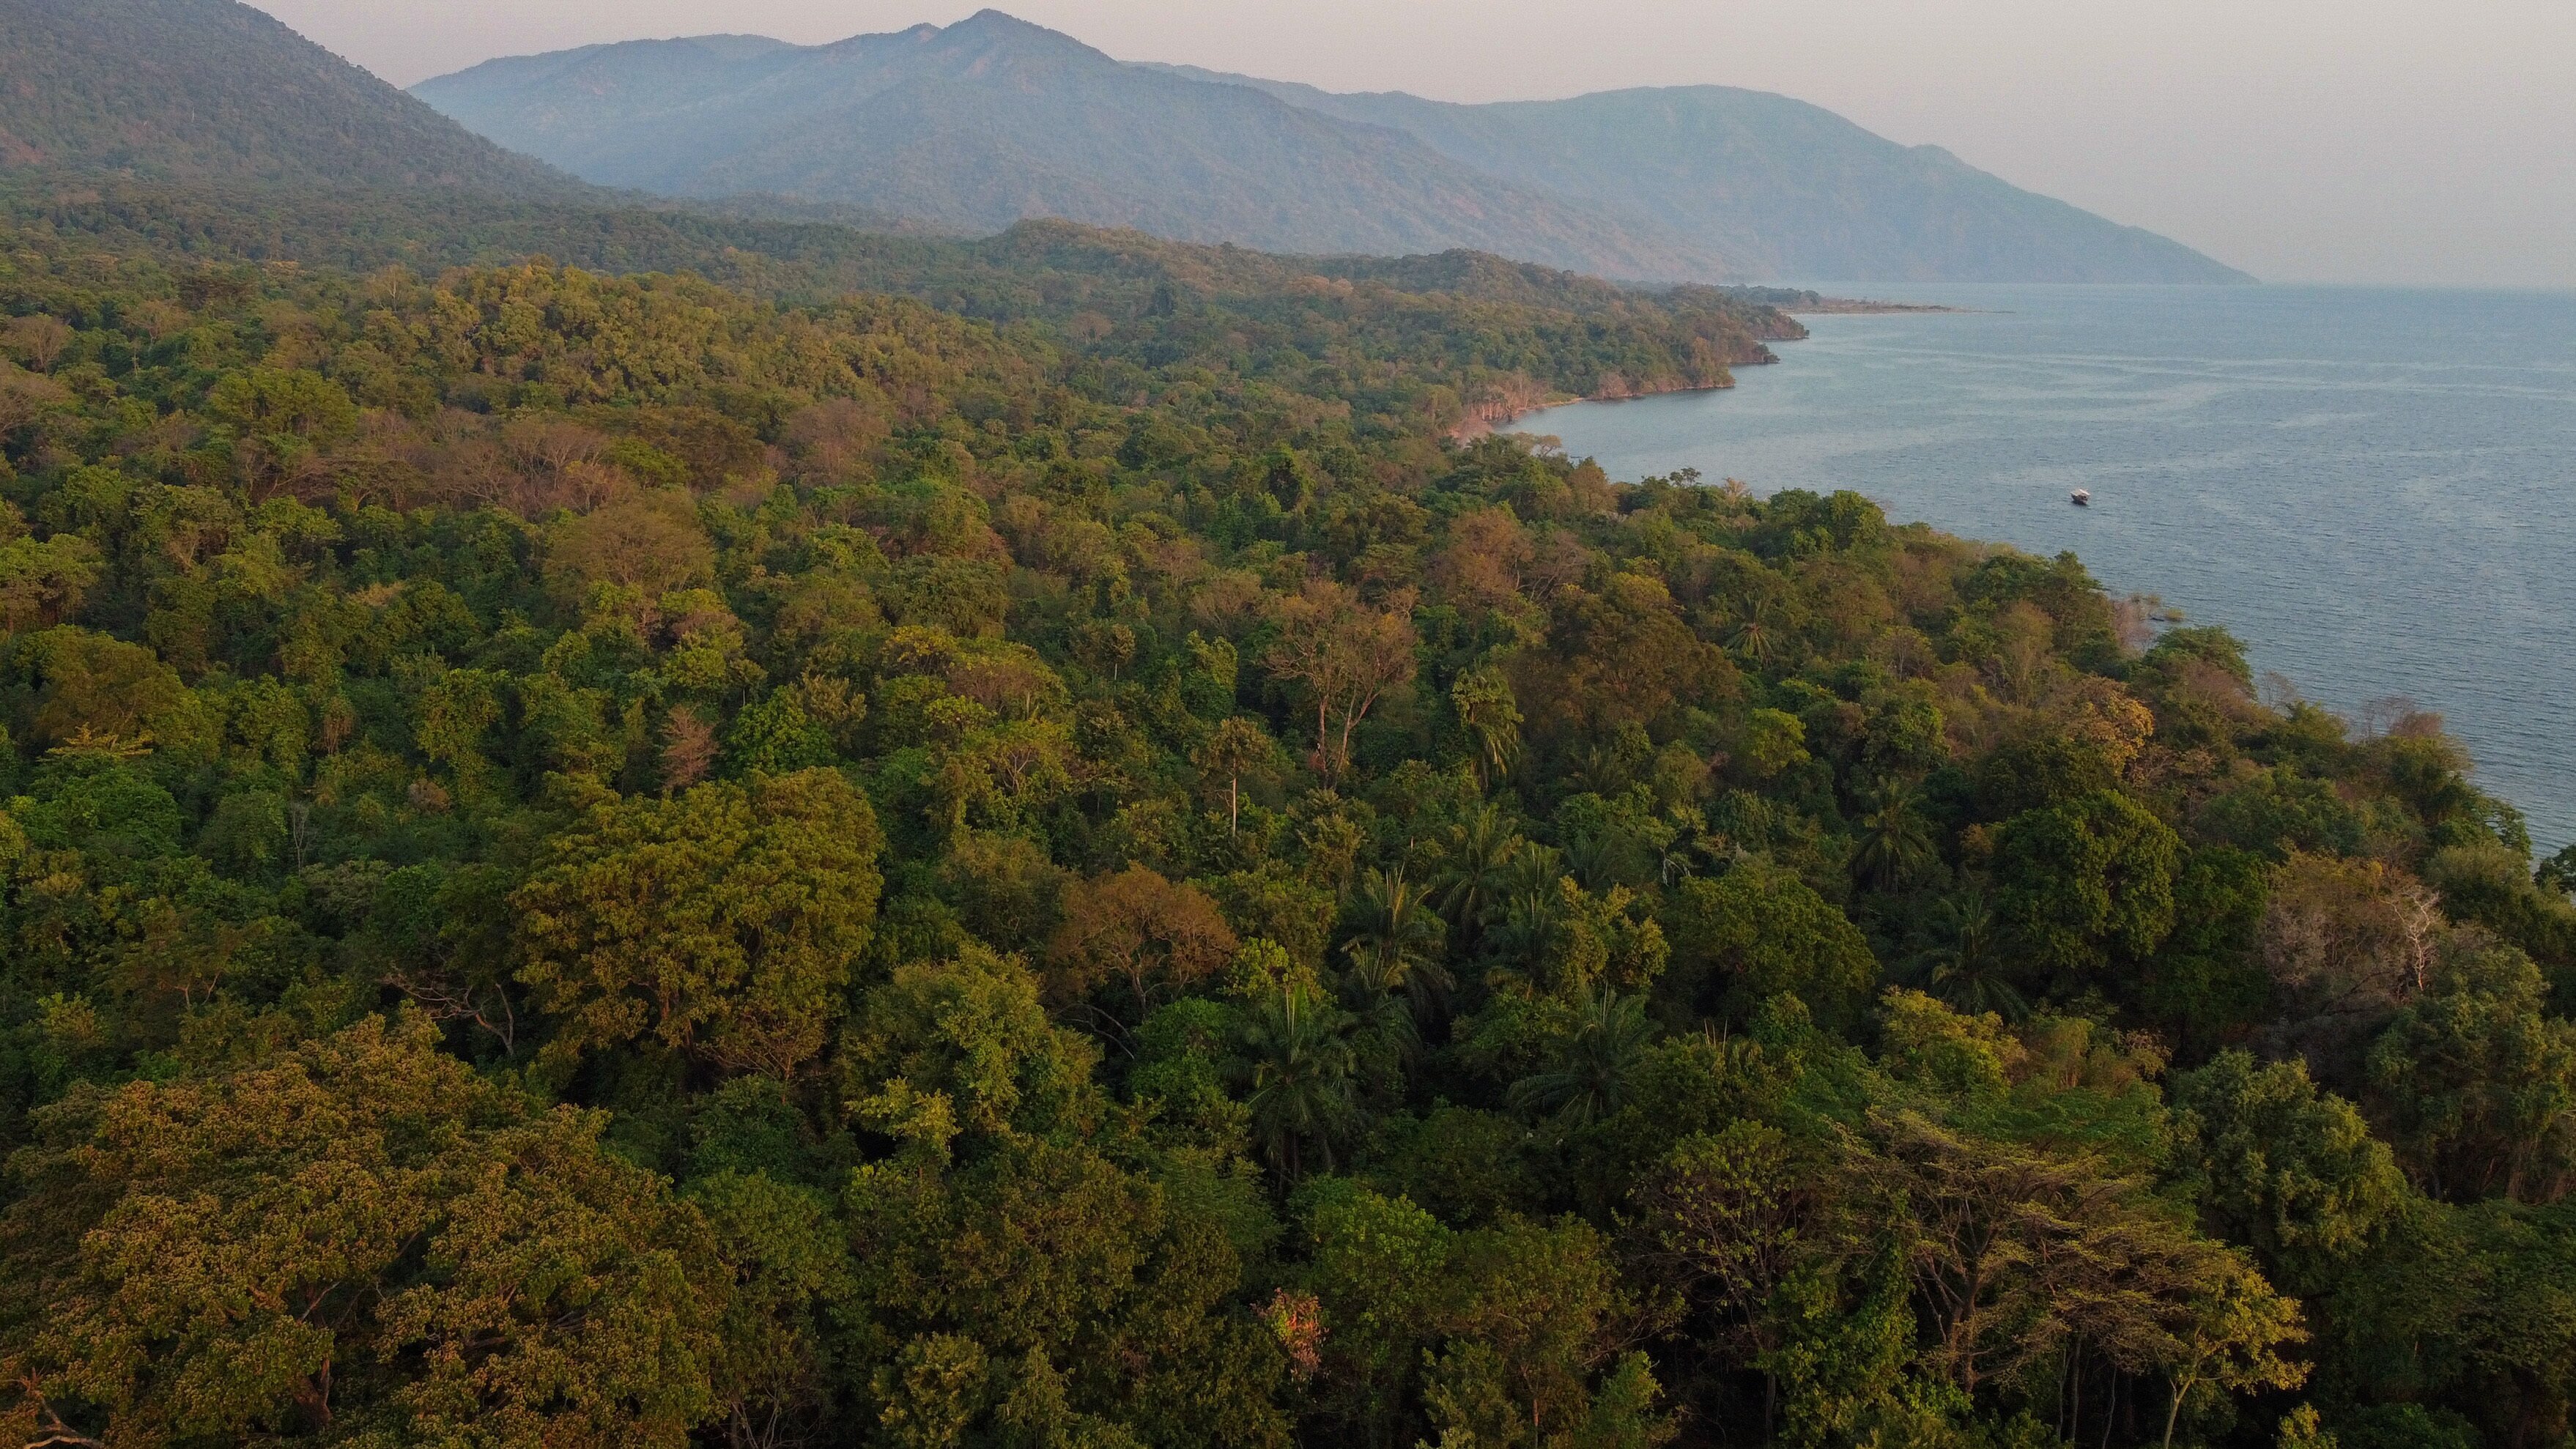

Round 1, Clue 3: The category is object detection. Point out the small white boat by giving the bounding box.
[2070,489,2092,506]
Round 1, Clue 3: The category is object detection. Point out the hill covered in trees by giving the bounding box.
[0,170,2571,1449]
[0,0,581,195]
[412,12,1732,283]
[1157,68,2254,285]
[414,9,2249,285]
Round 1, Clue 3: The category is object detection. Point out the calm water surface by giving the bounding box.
[1523,286,2576,849]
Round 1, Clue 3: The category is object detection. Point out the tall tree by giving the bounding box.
[1046,865,1239,1018]
[0,1015,727,1449]
[513,768,884,1078]
[1265,579,1417,784]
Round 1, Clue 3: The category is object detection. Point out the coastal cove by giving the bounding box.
[1524,284,2576,849]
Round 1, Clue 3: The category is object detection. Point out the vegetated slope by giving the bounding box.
[0,0,582,196]
[1,190,2569,1449]
[412,10,1737,281]
[1166,67,2251,284]
[0,177,1798,425]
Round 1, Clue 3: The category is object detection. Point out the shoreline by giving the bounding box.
[1456,374,1739,440]
[1460,289,1955,437]
[1506,285,2576,848]
[1712,284,1961,316]
[1787,299,1966,314]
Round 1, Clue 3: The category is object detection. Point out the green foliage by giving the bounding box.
[1666,859,1880,1030]
[514,769,884,1079]
[0,1013,724,1448]
[2172,1051,2408,1289]
[1994,790,2181,984]
[0,192,2554,1449]
[2365,938,2576,1204]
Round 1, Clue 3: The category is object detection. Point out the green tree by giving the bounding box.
[1302,1182,1452,1445]
[1665,860,1880,1030]
[1430,802,1527,947]
[1509,987,1658,1128]
[2158,1250,2309,1449]
[2172,1050,2409,1289]
[1196,716,1278,837]
[1423,1216,1673,1448]
[2367,938,2576,1203]
[1849,785,1938,894]
[1451,665,1525,790]
[1342,864,1451,1023]
[0,1015,725,1449]
[514,768,884,1078]
[1909,891,2027,1021]
[1994,789,2181,987]
[210,367,356,444]
[1234,982,1360,1182]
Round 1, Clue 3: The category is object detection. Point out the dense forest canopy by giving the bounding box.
[0,199,2572,1449]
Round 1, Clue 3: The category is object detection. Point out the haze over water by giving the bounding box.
[1525,285,2576,850]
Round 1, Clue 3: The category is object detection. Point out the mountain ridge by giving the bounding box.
[0,0,583,196]
[415,10,2249,285]
[416,11,1743,282]
[1148,64,2251,284]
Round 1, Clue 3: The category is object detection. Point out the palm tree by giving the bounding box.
[1342,864,1452,1023]
[1728,591,1785,670]
[1651,805,1722,887]
[1850,785,1939,894]
[1563,826,1632,892]
[1235,984,1358,1185]
[1451,666,1524,790]
[1508,987,1657,1127]
[1429,804,1524,946]
[1909,890,2027,1020]
[1487,843,1568,971]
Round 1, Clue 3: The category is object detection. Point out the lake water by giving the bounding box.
[1522,285,2576,851]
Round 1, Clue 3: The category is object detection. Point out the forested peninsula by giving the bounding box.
[0,202,2572,1449]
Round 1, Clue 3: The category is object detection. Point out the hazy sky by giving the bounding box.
[248,0,2576,288]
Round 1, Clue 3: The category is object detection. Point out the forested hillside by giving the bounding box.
[0,0,580,196]
[0,190,2572,1449]
[0,175,1799,417]
[412,12,1733,283]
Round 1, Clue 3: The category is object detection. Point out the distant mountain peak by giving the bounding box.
[955,8,1067,35]
[926,9,1124,66]
[412,16,1734,281]
[412,14,2248,284]
[0,0,582,196]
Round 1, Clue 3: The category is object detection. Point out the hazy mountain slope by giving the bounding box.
[413,11,1738,281]
[1162,67,2249,284]
[0,0,581,195]
[409,34,810,189]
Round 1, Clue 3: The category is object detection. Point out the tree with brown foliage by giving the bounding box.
[1265,578,1416,785]
[1046,865,1238,1018]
